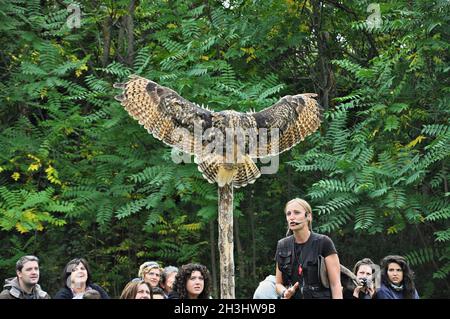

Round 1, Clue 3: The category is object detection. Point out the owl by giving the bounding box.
[114,75,322,188]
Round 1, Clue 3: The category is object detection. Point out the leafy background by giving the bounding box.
[0,0,448,298]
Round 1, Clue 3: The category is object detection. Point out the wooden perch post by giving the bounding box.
[218,184,235,299]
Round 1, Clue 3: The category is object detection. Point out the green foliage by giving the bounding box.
[0,186,69,232]
[288,0,450,297]
[0,0,448,298]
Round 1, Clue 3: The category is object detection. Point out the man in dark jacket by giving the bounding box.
[0,255,50,299]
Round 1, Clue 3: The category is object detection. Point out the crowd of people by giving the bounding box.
[0,198,419,300]
[0,256,211,300]
[255,198,420,299]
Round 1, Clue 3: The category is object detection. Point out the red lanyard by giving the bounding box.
[297,245,303,277]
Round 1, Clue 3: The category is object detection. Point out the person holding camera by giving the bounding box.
[351,258,376,299]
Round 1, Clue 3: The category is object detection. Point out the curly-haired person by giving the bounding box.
[168,263,211,299]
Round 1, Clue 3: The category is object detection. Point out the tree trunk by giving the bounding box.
[101,15,112,67]
[124,0,136,67]
[209,219,218,298]
[249,190,257,280]
[311,0,335,109]
[218,184,235,299]
[234,215,246,282]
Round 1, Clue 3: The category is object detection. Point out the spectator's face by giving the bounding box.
[70,262,88,287]
[135,283,151,299]
[356,265,373,280]
[17,261,39,286]
[186,270,204,298]
[152,293,165,299]
[387,262,403,285]
[285,202,309,231]
[144,268,161,288]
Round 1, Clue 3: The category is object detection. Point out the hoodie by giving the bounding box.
[0,277,50,299]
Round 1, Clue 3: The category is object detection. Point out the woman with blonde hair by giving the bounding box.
[275,198,342,299]
[138,261,162,288]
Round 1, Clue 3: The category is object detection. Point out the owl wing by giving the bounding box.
[250,94,322,157]
[114,75,213,155]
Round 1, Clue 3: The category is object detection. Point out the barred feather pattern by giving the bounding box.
[114,75,322,188]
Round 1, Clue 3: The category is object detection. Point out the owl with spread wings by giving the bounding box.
[114,75,322,188]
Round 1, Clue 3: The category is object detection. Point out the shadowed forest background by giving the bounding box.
[0,0,448,298]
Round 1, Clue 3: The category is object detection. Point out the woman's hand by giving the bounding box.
[282,282,299,299]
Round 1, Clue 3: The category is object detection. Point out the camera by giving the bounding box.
[359,277,372,288]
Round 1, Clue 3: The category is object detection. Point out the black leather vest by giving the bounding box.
[276,232,331,299]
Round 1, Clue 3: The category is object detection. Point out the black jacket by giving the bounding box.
[167,291,180,299]
[54,283,110,299]
[275,232,336,299]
